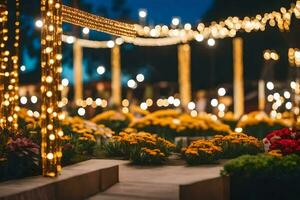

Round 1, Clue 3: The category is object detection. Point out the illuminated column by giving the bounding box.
[233,37,244,119]
[258,80,265,111]
[73,41,83,102]
[294,50,300,128]
[0,0,19,131]
[41,0,64,177]
[111,45,121,106]
[178,43,191,109]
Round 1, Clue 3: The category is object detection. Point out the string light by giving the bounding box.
[0,0,20,131]
[62,5,136,37]
[40,0,63,177]
[134,1,298,43]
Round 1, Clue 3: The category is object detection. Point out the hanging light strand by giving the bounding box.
[62,5,136,37]
[135,1,298,41]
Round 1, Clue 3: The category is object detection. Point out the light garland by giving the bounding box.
[62,35,112,48]
[135,1,299,42]
[41,0,64,177]
[0,0,20,132]
[62,5,136,37]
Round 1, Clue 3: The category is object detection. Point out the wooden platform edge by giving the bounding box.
[0,160,120,200]
[179,176,230,200]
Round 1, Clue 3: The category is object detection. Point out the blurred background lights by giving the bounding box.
[187,102,196,110]
[207,38,215,46]
[82,27,90,35]
[66,36,75,44]
[285,102,292,110]
[266,81,274,90]
[140,102,148,110]
[217,87,226,96]
[235,127,243,133]
[107,40,115,48]
[171,17,180,26]
[284,91,291,99]
[20,96,27,105]
[173,98,180,107]
[195,34,204,42]
[35,19,43,28]
[31,96,38,104]
[20,65,26,71]
[78,107,86,116]
[97,65,105,75]
[210,98,218,107]
[136,73,145,82]
[138,9,147,18]
[218,103,226,112]
[61,78,69,87]
[168,96,175,104]
[127,79,137,89]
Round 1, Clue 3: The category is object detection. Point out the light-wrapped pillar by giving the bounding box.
[73,41,83,103]
[41,0,64,177]
[111,45,121,106]
[0,0,19,131]
[258,80,265,111]
[233,37,244,119]
[178,43,191,108]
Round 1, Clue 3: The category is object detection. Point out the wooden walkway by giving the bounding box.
[88,159,229,200]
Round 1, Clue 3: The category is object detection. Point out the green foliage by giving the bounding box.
[222,154,300,200]
[222,154,300,178]
[99,119,130,134]
[242,122,285,139]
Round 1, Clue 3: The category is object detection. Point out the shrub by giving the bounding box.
[236,111,289,139]
[91,110,133,133]
[182,139,222,164]
[131,110,231,141]
[103,129,175,164]
[212,133,263,158]
[221,154,300,200]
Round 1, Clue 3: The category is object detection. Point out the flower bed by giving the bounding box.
[0,110,114,181]
[212,133,263,158]
[61,116,114,165]
[181,132,262,164]
[236,111,290,139]
[263,128,300,155]
[91,110,134,133]
[181,139,222,164]
[103,128,175,165]
[131,110,231,141]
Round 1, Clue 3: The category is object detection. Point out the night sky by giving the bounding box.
[84,0,213,24]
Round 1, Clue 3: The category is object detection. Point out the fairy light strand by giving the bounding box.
[0,0,19,132]
[62,5,136,37]
[41,0,63,177]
